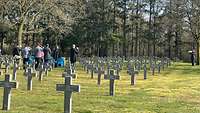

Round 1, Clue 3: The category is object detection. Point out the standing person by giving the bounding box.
[22,44,31,69]
[52,45,59,67]
[13,44,21,57]
[12,44,21,64]
[34,42,43,69]
[43,44,51,64]
[70,44,79,70]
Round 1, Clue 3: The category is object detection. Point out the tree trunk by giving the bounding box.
[17,19,25,47]
[134,0,139,57]
[175,31,179,59]
[168,33,171,59]
[112,0,116,56]
[139,40,141,56]
[153,0,156,57]
[131,7,134,57]
[148,0,153,57]
[196,40,200,65]
[123,0,127,57]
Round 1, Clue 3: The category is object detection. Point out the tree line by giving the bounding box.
[0,0,200,64]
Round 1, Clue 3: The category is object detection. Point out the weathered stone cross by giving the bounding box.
[129,69,138,85]
[56,76,80,113]
[63,67,76,79]
[144,64,147,80]
[97,67,104,86]
[105,70,120,96]
[27,68,33,91]
[0,74,18,110]
[12,62,18,80]
[38,64,44,81]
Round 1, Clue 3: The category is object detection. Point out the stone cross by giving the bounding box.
[24,62,29,71]
[97,67,104,86]
[129,69,138,85]
[5,60,10,74]
[83,62,86,71]
[51,59,55,70]
[157,63,161,74]
[161,59,165,71]
[31,60,38,77]
[27,68,33,91]
[56,76,80,113]
[151,64,155,75]
[90,64,94,79]
[44,63,49,76]
[86,63,90,74]
[144,64,147,80]
[71,67,77,79]
[38,64,44,81]
[12,62,18,80]
[0,74,18,110]
[105,70,120,96]
[104,64,110,79]
[63,68,76,79]
[114,64,121,77]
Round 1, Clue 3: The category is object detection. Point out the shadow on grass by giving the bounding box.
[78,110,93,113]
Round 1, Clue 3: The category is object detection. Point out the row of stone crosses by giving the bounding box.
[59,56,171,113]
[79,56,171,96]
[0,55,171,113]
[0,55,80,113]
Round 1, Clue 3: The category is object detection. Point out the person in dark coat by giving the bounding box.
[12,44,21,57]
[52,45,59,67]
[70,44,79,68]
[43,44,51,64]
[12,44,21,64]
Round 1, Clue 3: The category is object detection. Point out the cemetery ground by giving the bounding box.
[0,63,200,113]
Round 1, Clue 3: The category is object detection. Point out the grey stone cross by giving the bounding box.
[144,64,147,80]
[97,67,104,86]
[38,64,44,81]
[63,67,76,79]
[129,69,138,85]
[0,74,18,110]
[27,68,33,91]
[105,70,120,96]
[56,76,80,113]
[12,62,18,80]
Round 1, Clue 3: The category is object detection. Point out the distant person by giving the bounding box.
[13,44,21,57]
[12,44,21,64]
[22,44,31,68]
[70,44,79,68]
[52,45,59,67]
[34,43,43,69]
[43,44,51,64]
[190,49,195,66]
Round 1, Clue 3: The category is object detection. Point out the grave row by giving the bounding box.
[79,56,171,96]
[0,55,79,113]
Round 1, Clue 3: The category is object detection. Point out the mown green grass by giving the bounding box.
[0,62,200,113]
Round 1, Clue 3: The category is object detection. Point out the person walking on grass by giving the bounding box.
[35,42,44,70]
[12,44,21,65]
[43,44,51,65]
[22,44,31,69]
[70,44,79,72]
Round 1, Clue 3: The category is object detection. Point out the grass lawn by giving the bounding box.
[0,62,200,113]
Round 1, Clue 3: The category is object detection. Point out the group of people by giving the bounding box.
[12,43,59,69]
[12,43,79,70]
